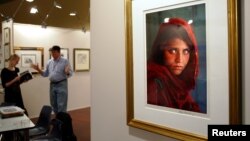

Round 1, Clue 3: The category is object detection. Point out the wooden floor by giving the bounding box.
[69,107,90,141]
[31,107,90,141]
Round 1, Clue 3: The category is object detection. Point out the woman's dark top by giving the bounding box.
[0,67,26,110]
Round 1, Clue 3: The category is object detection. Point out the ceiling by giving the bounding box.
[0,0,90,32]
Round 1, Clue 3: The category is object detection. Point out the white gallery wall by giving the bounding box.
[242,0,250,124]
[13,23,91,118]
[90,0,249,141]
[90,0,176,141]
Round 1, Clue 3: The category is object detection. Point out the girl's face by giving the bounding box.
[163,38,190,75]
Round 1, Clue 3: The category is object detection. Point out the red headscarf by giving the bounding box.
[147,17,200,112]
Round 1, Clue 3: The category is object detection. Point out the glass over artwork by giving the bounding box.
[146,4,207,114]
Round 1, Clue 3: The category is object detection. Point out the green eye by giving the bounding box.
[183,49,191,55]
[168,48,177,54]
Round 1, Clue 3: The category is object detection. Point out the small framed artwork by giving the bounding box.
[60,48,69,60]
[4,44,10,61]
[73,48,90,71]
[21,54,36,68]
[3,27,10,45]
[14,47,44,74]
[50,48,69,60]
[125,0,241,140]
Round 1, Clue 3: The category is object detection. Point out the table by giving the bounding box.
[0,112,35,141]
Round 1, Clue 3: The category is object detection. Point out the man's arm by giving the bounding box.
[31,63,44,74]
[64,63,73,77]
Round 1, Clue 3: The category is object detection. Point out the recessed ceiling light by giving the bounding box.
[26,0,34,2]
[30,7,38,14]
[69,12,77,16]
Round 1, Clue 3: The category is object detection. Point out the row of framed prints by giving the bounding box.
[13,47,90,73]
[3,28,11,61]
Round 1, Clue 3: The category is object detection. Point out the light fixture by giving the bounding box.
[71,11,86,32]
[30,7,38,14]
[45,14,49,19]
[54,1,62,9]
[41,22,47,28]
[0,13,4,18]
[26,0,34,2]
[1,13,10,22]
[69,12,77,16]
[82,26,86,33]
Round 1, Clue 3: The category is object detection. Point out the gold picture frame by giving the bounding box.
[125,0,241,140]
[14,47,44,74]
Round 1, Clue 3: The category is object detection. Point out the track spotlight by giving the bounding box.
[41,22,47,28]
[0,12,4,18]
[1,13,11,22]
[82,26,86,33]
[54,1,62,9]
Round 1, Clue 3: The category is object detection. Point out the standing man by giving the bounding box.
[31,45,73,114]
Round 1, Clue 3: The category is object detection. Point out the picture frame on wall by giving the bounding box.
[125,0,241,140]
[4,44,10,61]
[73,48,90,71]
[14,47,44,74]
[21,54,36,68]
[3,27,10,45]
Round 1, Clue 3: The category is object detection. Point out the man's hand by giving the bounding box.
[31,63,39,71]
[31,63,43,74]
[65,64,70,75]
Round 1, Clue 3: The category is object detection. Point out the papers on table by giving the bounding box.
[0,106,25,118]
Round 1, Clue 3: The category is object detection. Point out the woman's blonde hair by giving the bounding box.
[7,54,20,61]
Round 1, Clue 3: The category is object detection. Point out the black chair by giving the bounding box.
[56,112,77,141]
[30,112,78,141]
[29,105,52,138]
[30,118,63,141]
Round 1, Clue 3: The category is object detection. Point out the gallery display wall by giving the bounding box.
[242,0,250,124]
[5,23,91,117]
[90,0,249,141]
